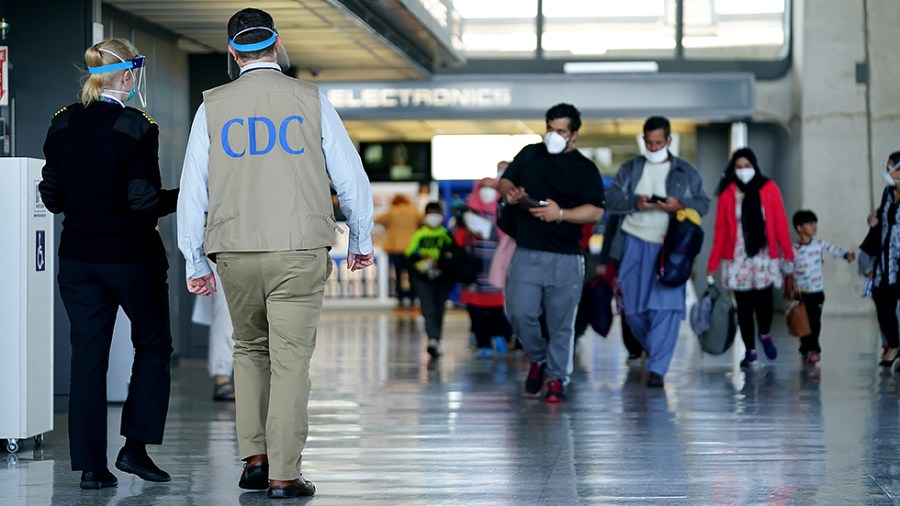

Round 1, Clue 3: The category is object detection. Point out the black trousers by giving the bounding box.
[388,253,415,302]
[873,285,900,348]
[412,278,453,342]
[467,305,512,348]
[58,258,174,471]
[798,291,826,354]
[733,287,774,350]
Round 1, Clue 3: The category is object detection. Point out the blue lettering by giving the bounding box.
[279,116,305,155]
[221,118,245,158]
[248,117,277,155]
[221,116,307,158]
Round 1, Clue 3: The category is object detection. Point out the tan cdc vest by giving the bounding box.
[203,70,336,256]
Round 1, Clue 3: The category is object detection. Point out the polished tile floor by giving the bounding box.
[2,307,899,505]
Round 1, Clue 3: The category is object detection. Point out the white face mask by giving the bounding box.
[644,147,668,164]
[543,131,568,155]
[478,187,498,204]
[883,171,897,187]
[735,168,756,184]
[424,214,444,229]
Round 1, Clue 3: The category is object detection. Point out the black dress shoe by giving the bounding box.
[238,454,268,490]
[647,372,665,388]
[267,477,316,498]
[80,469,118,489]
[115,448,171,482]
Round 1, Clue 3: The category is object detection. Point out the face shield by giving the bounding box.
[226,26,291,80]
[89,49,147,108]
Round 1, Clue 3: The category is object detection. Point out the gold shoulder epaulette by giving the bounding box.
[141,111,157,125]
[54,106,68,117]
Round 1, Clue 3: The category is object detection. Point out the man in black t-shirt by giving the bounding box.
[498,103,606,403]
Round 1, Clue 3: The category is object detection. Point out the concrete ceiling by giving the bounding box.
[104,0,432,81]
[102,1,704,141]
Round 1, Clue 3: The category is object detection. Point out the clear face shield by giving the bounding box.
[88,49,147,108]
[226,26,291,80]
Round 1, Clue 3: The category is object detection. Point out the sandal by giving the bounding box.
[213,379,236,402]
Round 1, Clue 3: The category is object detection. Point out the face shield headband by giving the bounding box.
[226,26,290,80]
[89,49,147,108]
[228,26,278,51]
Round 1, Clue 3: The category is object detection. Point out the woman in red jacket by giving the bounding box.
[708,148,795,368]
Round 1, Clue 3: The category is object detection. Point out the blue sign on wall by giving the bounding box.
[36,230,45,272]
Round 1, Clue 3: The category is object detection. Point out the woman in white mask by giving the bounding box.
[866,151,900,367]
[707,148,795,368]
[457,178,514,358]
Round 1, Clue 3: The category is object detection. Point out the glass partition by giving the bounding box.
[541,0,676,59]
[683,0,788,59]
[454,0,538,58]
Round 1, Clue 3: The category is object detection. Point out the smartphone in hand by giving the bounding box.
[647,194,667,204]
[520,196,549,209]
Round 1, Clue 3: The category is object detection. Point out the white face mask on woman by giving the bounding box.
[735,168,756,184]
[424,214,444,229]
[644,147,668,164]
[478,187,498,204]
[884,160,900,187]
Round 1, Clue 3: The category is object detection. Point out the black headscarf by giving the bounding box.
[717,148,769,258]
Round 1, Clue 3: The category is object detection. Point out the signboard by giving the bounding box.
[320,73,756,121]
[0,46,7,106]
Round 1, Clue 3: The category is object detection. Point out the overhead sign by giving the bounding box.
[320,73,755,121]
[327,87,511,109]
[0,46,7,106]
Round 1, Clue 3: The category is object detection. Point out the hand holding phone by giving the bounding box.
[647,194,667,204]
[520,196,549,209]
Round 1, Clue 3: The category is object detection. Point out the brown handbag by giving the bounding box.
[786,297,811,337]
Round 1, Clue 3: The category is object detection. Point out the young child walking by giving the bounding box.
[406,202,455,358]
[792,209,856,364]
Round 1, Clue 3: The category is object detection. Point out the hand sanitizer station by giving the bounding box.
[0,157,54,453]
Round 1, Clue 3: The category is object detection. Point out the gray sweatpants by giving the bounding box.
[505,247,584,383]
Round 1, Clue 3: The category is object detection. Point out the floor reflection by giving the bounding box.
[1,311,899,504]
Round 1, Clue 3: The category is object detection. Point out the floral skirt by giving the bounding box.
[723,247,782,291]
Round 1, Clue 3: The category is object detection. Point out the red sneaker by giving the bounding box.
[545,379,566,403]
[525,362,546,395]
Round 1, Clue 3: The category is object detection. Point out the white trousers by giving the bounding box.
[193,267,235,377]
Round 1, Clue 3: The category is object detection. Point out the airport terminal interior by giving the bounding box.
[3,0,900,503]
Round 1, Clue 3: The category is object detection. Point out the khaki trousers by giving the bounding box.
[216,249,332,480]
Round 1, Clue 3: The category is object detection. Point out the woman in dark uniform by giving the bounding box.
[38,38,178,490]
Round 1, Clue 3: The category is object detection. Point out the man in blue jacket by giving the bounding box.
[605,116,710,388]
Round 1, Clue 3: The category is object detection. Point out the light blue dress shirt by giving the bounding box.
[177,62,374,279]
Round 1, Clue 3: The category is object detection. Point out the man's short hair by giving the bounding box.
[643,116,671,138]
[545,103,582,132]
[792,209,818,228]
[424,201,443,214]
[228,8,277,60]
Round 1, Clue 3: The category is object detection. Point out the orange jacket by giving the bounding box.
[375,203,421,254]
[708,180,794,272]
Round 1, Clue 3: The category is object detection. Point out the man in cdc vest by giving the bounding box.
[176,7,374,499]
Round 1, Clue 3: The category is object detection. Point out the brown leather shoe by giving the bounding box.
[267,477,316,498]
[238,454,268,490]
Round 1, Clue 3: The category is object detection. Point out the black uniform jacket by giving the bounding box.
[39,101,178,263]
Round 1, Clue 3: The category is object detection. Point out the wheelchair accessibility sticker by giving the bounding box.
[36,230,45,272]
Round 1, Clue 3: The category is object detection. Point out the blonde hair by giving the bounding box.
[80,38,140,106]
